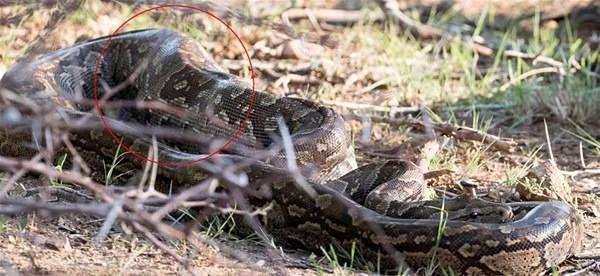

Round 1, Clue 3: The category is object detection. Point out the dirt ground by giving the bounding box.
[0,0,599,275]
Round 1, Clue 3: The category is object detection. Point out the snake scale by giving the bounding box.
[0,28,582,275]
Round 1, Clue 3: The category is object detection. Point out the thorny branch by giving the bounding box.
[0,90,281,274]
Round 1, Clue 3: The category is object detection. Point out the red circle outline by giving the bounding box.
[92,3,256,168]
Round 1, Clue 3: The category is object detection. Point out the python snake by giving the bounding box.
[0,28,582,275]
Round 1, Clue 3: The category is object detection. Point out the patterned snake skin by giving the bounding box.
[0,29,582,275]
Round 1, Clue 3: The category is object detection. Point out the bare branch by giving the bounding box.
[344,113,517,153]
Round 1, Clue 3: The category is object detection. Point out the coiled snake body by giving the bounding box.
[0,29,582,275]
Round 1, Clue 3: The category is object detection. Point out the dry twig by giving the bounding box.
[282,8,368,25]
[344,113,517,153]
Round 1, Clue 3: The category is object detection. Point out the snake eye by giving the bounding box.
[470,212,479,218]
